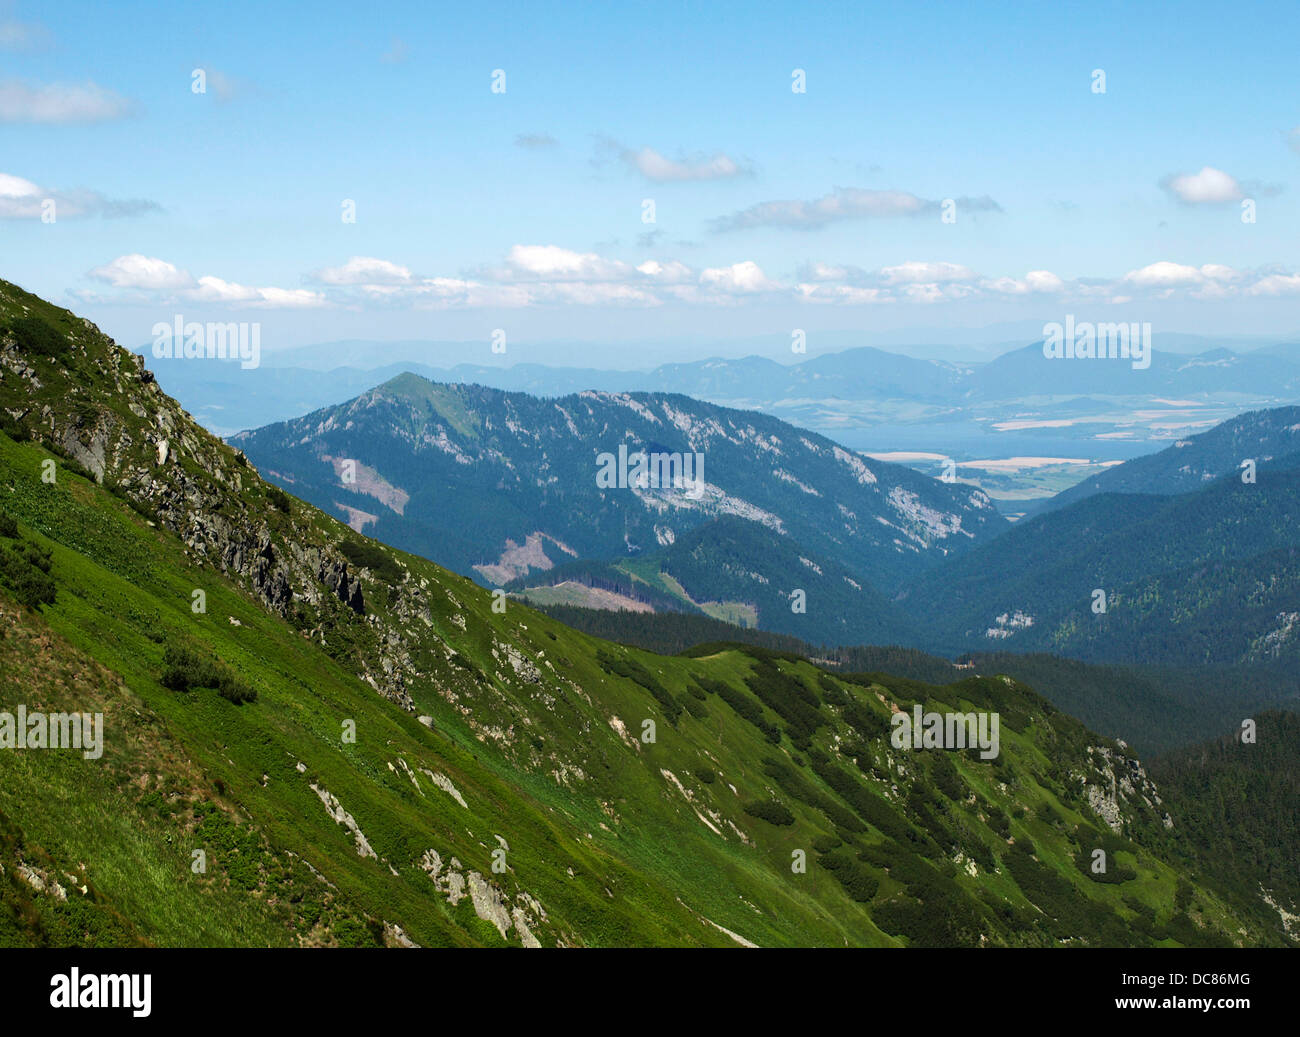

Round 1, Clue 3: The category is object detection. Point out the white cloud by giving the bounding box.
[982,276,1029,295]
[984,269,1065,294]
[188,277,261,303]
[1024,269,1065,292]
[1124,261,1211,287]
[1245,273,1300,296]
[87,247,1300,315]
[794,258,1296,306]
[898,283,949,304]
[500,244,632,281]
[191,276,325,308]
[86,255,327,309]
[400,277,536,309]
[541,282,660,305]
[880,261,977,285]
[801,262,852,282]
[712,188,930,231]
[88,254,194,291]
[699,260,780,294]
[245,286,328,308]
[797,282,890,304]
[636,259,694,283]
[0,171,159,219]
[313,256,413,286]
[306,249,669,309]
[1112,260,1300,299]
[0,173,42,196]
[0,172,44,217]
[1160,166,1243,204]
[623,146,749,182]
[0,79,132,123]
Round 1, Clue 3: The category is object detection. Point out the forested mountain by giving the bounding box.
[232,373,1004,602]
[899,451,1300,664]
[1151,712,1300,934]
[1032,406,1300,515]
[233,353,1300,679]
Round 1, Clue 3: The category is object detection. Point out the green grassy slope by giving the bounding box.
[0,278,1290,947]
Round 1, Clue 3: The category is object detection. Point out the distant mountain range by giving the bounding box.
[242,329,1300,370]
[148,345,974,434]
[965,343,1300,399]
[144,337,1300,466]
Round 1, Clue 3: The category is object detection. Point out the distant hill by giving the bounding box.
[1030,406,1300,515]
[901,441,1300,665]
[141,336,1300,459]
[968,342,1300,400]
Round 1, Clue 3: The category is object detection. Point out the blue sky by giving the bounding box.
[4,0,1300,362]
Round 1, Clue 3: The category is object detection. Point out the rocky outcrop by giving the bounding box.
[1079,742,1173,834]
[310,784,378,861]
[382,922,419,948]
[58,421,109,483]
[319,557,364,613]
[420,847,548,947]
[468,873,512,939]
[493,639,541,684]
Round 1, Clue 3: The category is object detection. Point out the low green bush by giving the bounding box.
[743,798,795,826]
[160,643,258,704]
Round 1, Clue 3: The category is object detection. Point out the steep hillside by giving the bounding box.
[513,516,918,648]
[1,278,1291,946]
